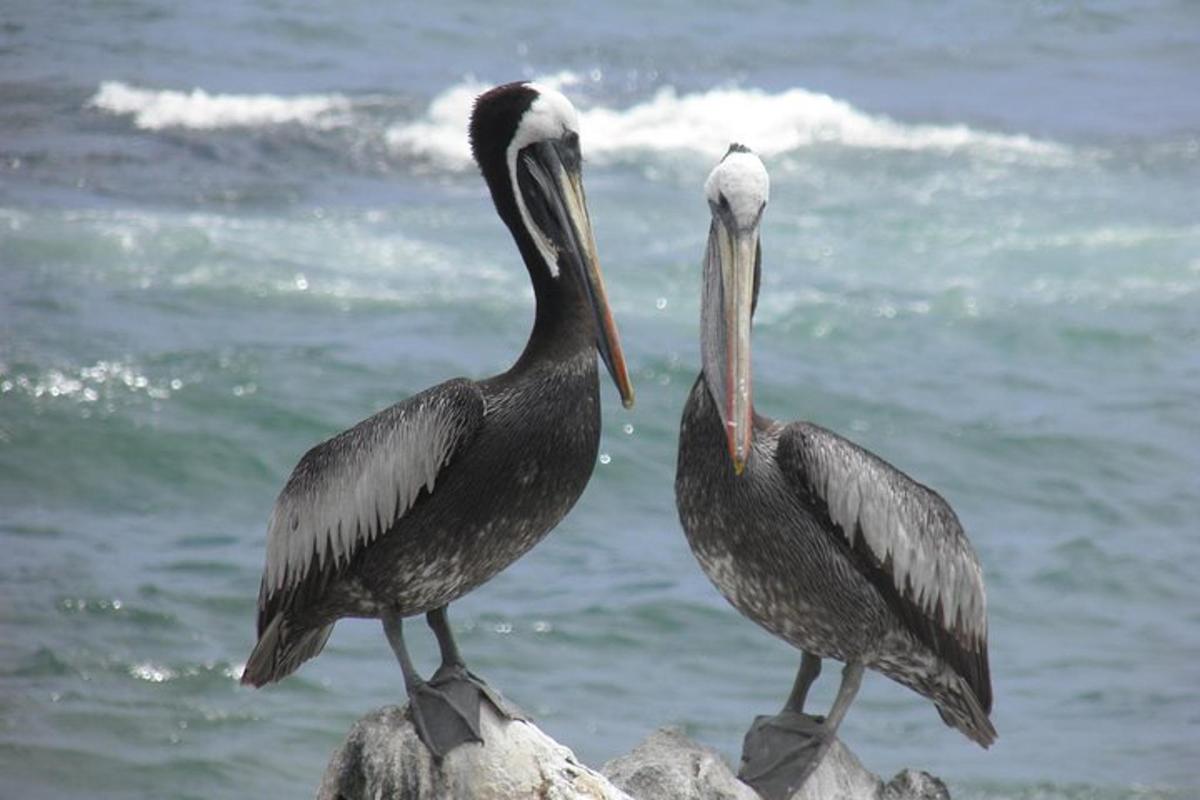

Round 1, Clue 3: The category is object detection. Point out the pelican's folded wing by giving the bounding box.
[778,421,990,709]
[260,378,485,608]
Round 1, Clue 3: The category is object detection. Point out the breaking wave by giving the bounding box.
[90,81,352,130]
[385,75,1068,168]
[90,75,1066,167]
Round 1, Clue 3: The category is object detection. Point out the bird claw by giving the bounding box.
[428,663,526,723]
[737,711,832,800]
[405,664,527,761]
[406,678,487,760]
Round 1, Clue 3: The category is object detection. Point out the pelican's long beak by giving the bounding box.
[701,216,757,474]
[518,140,635,408]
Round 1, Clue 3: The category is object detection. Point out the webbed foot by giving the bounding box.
[737,711,833,800]
[397,605,528,759]
[430,662,526,723]
[406,676,486,760]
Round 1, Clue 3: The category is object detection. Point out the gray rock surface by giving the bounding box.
[317,707,949,800]
[881,769,950,800]
[317,702,631,800]
[601,728,758,800]
[600,728,949,800]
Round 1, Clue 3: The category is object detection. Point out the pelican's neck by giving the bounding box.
[475,141,595,380]
[512,266,595,375]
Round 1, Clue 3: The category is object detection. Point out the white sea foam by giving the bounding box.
[4,359,179,404]
[90,81,351,130]
[387,77,1068,168]
[91,76,1066,165]
[130,661,175,683]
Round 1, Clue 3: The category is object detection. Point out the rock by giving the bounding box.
[601,728,950,800]
[881,769,950,800]
[317,709,949,800]
[601,728,758,800]
[317,702,633,800]
[789,738,886,800]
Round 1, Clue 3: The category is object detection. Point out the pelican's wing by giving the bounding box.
[777,421,991,708]
[260,378,485,605]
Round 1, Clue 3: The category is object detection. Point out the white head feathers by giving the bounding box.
[510,83,579,152]
[705,146,769,230]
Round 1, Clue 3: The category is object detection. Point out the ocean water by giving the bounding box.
[2,2,1199,798]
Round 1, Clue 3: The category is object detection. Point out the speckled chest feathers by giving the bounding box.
[675,375,895,662]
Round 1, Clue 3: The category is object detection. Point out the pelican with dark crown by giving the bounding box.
[241,81,634,759]
[675,145,994,799]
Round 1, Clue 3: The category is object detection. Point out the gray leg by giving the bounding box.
[784,651,822,714]
[382,609,422,692]
[738,660,864,800]
[427,606,467,671]
[823,661,863,733]
[425,606,522,720]
[381,608,482,760]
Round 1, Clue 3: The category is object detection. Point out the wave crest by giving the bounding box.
[90,81,351,130]
[386,78,1067,168]
[90,76,1066,166]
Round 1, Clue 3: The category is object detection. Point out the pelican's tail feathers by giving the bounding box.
[240,616,334,687]
[934,676,997,748]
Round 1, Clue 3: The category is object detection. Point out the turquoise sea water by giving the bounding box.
[2,2,1198,798]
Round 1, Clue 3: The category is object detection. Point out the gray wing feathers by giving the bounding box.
[263,379,485,596]
[781,422,987,647]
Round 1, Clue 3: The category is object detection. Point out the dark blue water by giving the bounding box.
[2,2,1198,798]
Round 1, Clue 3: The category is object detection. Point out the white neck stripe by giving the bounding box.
[504,85,580,279]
